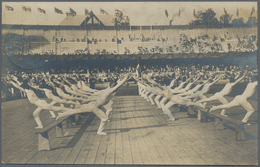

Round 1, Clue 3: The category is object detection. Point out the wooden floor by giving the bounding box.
[2,95,258,165]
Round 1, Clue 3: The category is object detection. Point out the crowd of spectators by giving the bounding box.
[67,33,256,55]
[4,30,257,56]
[2,63,257,101]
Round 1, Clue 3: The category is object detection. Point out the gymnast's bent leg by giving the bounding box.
[163,101,175,121]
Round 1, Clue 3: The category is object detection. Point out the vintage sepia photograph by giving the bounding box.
[1,1,258,165]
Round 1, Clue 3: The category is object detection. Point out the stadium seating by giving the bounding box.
[2,26,257,55]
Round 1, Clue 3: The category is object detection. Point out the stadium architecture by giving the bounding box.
[2,10,257,63]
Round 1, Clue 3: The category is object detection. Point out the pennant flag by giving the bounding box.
[38,7,45,14]
[193,9,196,17]
[251,6,255,16]
[165,9,168,18]
[54,7,63,14]
[115,9,121,13]
[125,16,130,22]
[69,8,77,15]
[5,5,14,11]
[100,8,108,15]
[66,8,76,16]
[252,10,257,19]
[22,6,31,12]
[85,8,89,15]
[170,9,185,22]
[236,8,239,17]
[237,35,240,42]
[224,8,227,14]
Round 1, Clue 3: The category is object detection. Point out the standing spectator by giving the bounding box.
[89,75,97,89]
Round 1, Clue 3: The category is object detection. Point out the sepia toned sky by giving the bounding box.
[2,2,258,25]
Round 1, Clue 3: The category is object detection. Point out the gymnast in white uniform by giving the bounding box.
[209,75,257,124]
[171,76,191,93]
[183,74,223,101]
[9,77,68,129]
[52,81,89,103]
[197,72,246,116]
[161,87,205,121]
[173,76,200,94]
[56,74,131,135]
[29,81,80,118]
[153,75,180,108]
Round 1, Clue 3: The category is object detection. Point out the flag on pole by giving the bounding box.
[236,8,239,17]
[85,8,89,15]
[115,9,121,14]
[38,7,45,14]
[69,8,77,16]
[22,6,31,12]
[5,5,14,11]
[100,8,108,15]
[250,6,255,16]
[165,9,168,17]
[237,35,240,42]
[54,7,63,14]
[251,10,257,19]
[224,8,227,14]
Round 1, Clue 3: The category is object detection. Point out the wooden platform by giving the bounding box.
[1,95,258,165]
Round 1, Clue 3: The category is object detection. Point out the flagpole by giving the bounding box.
[22,5,24,28]
[237,16,239,28]
[3,7,5,25]
[140,25,141,36]
[37,7,39,26]
[41,27,43,54]
[150,25,152,39]
[54,24,57,55]
[237,8,239,28]
[130,21,131,35]
[22,24,25,55]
